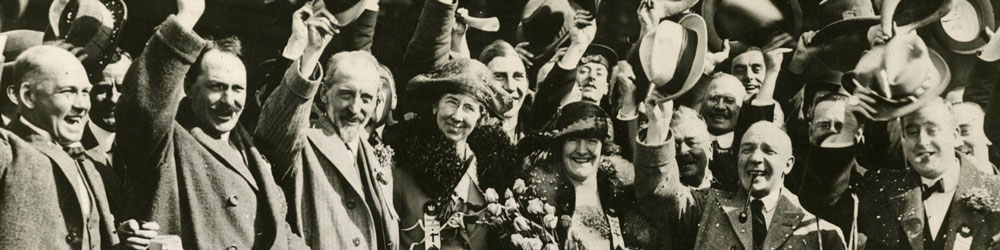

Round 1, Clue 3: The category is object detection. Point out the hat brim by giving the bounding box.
[407,78,508,118]
[930,0,996,54]
[1,30,44,61]
[584,44,618,68]
[702,0,802,51]
[328,0,367,27]
[637,13,707,102]
[807,17,880,72]
[842,49,951,121]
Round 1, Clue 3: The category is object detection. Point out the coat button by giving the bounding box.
[227,196,240,206]
[353,238,361,246]
[65,232,78,243]
[346,200,356,209]
[226,245,237,250]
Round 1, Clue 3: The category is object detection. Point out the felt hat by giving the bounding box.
[318,0,367,26]
[1,29,44,62]
[48,0,127,69]
[407,58,513,118]
[644,0,702,19]
[879,0,953,36]
[701,0,802,51]
[842,33,951,121]
[814,0,877,27]
[806,17,881,72]
[635,13,707,101]
[581,43,618,71]
[518,0,576,63]
[930,0,996,54]
[550,101,612,141]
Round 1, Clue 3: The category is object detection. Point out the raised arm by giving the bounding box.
[255,8,335,179]
[116,0,206,168]
[402,0,456,73]
[798,104,863,235]
[339,0,379,51]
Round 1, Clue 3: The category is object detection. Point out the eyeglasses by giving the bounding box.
[812,121,844,132]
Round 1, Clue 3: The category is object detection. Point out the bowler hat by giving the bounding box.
[407,58,513,118]
[701,0,802,51]
[635,13,707,102]
[930,0,995,54]
[48,0,127,69]
[322,0,367,25]
[807,17,881,72]
[879,0,953,36]
[842,34,951,121]
[518,0,575,63]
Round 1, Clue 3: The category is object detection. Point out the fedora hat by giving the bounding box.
[635,13,707,102]
[806,17,881,72]
[518,0,575,63]
[842,33,950,121]
[814,0,876,28]
[1,30,44,62]
[930,0,995,54]
[48,0,127,69]
[701,0,802,51]
[318,0,367,26]
[879,0,953,37]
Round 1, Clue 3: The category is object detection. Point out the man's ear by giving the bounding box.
[5,86,18,106]
[16,83,34,109]
[784,155,795,175]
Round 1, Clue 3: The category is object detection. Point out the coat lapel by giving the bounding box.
[719,189,754,250]
[943,160,987,250]
[761,190,805,250]
[308,120,365,196]
[189,126,260,191]
[889,173,925,250]
[6,119,87,223]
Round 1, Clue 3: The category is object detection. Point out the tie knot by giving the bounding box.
[751,199,764,212]
[63,146,87,160]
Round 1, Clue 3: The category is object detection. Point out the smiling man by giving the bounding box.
[731,48,766,98]
[635,99,845,250]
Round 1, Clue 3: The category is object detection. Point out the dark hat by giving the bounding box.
[1,30,44,62]
[644,0,702,19]
[842,34,951,121]
[321,0,367,26]
[48,0,127,69]
[815,0,876,28]
[407,58,513,118]
[581,43,618,70]
[518,0,575,63]
[807,17,880,72]
[880,0,953,36]
[551,101,612,141]
[635,13,708,101]
[930,0,995,54]
[701,0,802,51]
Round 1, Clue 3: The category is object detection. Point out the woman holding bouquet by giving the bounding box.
[514,101,651,250]
[385,57,521,250]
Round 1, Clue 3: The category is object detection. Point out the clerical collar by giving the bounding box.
[920,164,960,193]
[712,132,735,149]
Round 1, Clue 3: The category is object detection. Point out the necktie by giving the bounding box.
[922,180,944,200]
[751,199,766,250]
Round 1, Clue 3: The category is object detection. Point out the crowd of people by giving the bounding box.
[0,0,999,249]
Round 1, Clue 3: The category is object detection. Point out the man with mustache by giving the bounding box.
[84,50,130,164]
[114,0,308,248]
[255,5,398,248]
[1,45,159,250]
[731,48,766,99]
[635,97,845,250]
[672,106,715,188]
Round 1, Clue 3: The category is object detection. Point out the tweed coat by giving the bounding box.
[0,121,119,250]
[115,15,307,250]
[634,129,846,250]
[254,61,398,250]
[800,146,1000,250]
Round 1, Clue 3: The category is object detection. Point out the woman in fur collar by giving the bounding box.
[518,101,651,250]
[386,58,521,250]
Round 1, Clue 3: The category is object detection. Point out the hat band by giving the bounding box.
[658,28,699,94]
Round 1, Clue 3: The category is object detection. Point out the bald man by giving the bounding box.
[0,45,157,249]
[634,99,846,250]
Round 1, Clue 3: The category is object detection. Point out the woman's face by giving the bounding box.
[562,137,603,182]
[434,93,484,142]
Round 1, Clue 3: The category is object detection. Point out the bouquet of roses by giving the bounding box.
[470,178,560,250]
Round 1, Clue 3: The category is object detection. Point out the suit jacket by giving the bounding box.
[115,15,307,250]
[255,60,398,250]
[800,146,1000,250]
[81,123,123,222]
[0,122,119,250]
[634,130,846,250]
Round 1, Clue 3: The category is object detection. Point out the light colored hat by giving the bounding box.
[637,13,707,101]
[930,0,995,54]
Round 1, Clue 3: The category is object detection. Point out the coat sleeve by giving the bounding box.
[526,65,574,131]
[254,60,322,182]
[985,69,1000,148]
[340,9,378,52]
[116,15,206,170]
[402,0,455,74]
[730,102,777,149]
[633,128,705,238]
[798,145,860,238]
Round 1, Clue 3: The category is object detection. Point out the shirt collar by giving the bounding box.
[754,188,781,213]
[712,132,735,149]
[920,164,960,193]
[87,121,115,152]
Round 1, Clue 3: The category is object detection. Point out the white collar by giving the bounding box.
[712,132,735,149]
[753,188,781,213]
[87,121,115,151]
[920,164,960,193]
